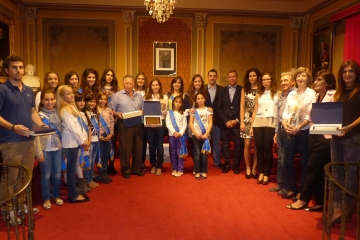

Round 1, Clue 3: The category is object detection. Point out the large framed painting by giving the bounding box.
[0,13,14,79]
[153,42,176,76]
[311,26,334,77]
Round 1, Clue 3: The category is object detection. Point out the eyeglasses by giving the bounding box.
[262,78,271,81]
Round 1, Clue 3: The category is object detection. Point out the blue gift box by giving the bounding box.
[144,100,162,127]
[310,102,342,135]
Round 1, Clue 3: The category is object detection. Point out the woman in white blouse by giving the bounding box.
[250,72,278,185]
[281,67,316,199]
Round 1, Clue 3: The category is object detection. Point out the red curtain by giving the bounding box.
[343,12,360,63]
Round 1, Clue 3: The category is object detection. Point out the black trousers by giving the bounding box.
[253,127,275,176]
[300,135,331,205]
[220,126,243,169]
[118,121,143,174]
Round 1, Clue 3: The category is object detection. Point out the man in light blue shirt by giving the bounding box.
[110,75,144,179]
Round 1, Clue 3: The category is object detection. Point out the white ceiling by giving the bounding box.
[19,0,327,14]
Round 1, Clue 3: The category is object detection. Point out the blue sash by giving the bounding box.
[170,95,175,101]
[61,157,67,172]
[98,112,115,161]
[38,113,62,141]
[77,115,91,169]
[194,110,211,154]
[87,112,102,168]
[169,110,188,158]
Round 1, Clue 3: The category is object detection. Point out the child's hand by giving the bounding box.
[36,155,44,163]
[202,133,209,140]
[174,132,181,138]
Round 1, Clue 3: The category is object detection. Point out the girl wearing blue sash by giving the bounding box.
[144,78,168,176]
[85,94,111,184]
[165,96,187,177]
[97,92,114,182]
[35,89,63,209]
[75,93,93,192]
[189,92,213,180]
[56,85,90,203]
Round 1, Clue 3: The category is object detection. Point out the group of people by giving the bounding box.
[0,55,359,228]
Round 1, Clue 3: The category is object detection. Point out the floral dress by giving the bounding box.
[240,89,257,139]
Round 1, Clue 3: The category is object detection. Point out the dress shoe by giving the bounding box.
[123,173,131,179]
[214,163,224,169]
[286,203,308,210]
[304,205,323,212]
[82,194,90,200]
[132,171,145,176]
[67,197,89,203]
[251,173,258,179]
[268,186,281,192]
[245,173,251,179]
[222,167,230,173]
[257,179,263,184]
[233,169,240,175]
[262,179,269,185]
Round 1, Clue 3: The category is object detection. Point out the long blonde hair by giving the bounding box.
[56,85,79,118]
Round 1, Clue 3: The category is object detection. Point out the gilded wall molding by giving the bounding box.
[24,7,37,21]
[123,11,135,24]
[290,17,301,30]
[194,13,207,27]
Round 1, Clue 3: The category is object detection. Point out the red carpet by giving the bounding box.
[0,157,357,240]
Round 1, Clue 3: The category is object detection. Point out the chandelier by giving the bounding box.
[144,0,177,23]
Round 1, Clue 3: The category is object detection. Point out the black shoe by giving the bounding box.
[304,205,323,212]
[245,173,251,179]
[257,179,263,184]
[123,173,131,179]
[222,166,230,173]
[93,176,101,182]
[251,173,258,179]
[292,197,299,203]
[262,179,269,185]
[233,169,240,175]
[82,194,90,200]
[281,191,298,199]
[214,164,223,169]
[286,203,308,210]
[141,163,147,171]
[67,197,89,203]
[277,189,286,196]
[268,186,281,192]
[132,171,144,176]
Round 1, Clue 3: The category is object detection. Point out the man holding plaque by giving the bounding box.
[109,75,144,179]
[0,56,43,225]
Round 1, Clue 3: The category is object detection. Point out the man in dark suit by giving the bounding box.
[205,69,223,169]
[217,70,244,174]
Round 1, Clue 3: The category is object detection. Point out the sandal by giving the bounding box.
[43,201,51,210]
[55,198,64,206]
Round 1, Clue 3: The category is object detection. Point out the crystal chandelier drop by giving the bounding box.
[144,0,177,23]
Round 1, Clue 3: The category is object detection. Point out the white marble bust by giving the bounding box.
[22,64,40,91]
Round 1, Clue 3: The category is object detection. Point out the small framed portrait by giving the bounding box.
[310,26,334,77]
[0,13,14,78]
[153,42,177,76]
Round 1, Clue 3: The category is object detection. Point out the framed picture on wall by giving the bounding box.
[0,13,14,78]
[153,42,177,76]
[310,26,334,77]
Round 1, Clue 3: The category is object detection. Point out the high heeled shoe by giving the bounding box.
[304,205,323,212]
[257,179,263,184]
[245,173,251,179]
[286,203,308,210]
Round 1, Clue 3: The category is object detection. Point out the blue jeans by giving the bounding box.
[64,147,80,199]
[85,141,99,183]
[282,129,309,192]
[192,136,208,173]
[146,124,164,169]
[39,149,62,202]
[331,134,360,208]
[276,124,285,188]
[99,140,111,171]
[211,125,221,166]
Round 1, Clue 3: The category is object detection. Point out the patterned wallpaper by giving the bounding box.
[138,17,192,92]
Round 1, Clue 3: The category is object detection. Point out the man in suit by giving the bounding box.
[217,70,244,174]
[205,69,223,169]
